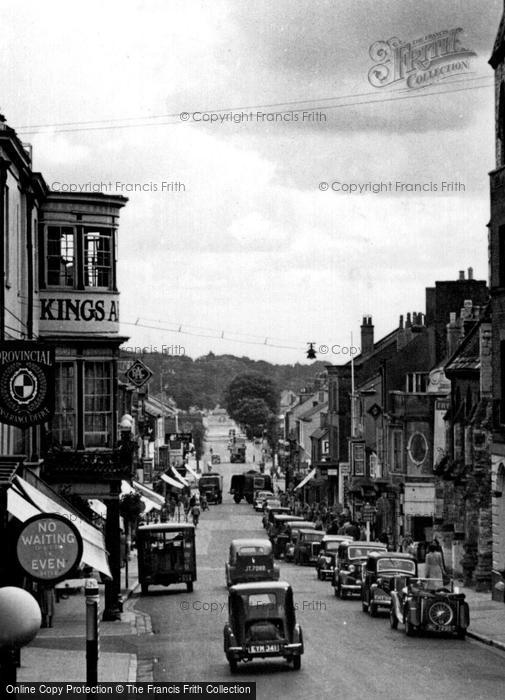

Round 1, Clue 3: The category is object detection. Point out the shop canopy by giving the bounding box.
[121,480,164,512]
[170,466,189,487]
[161,473,184,490]
[184,464,200,481]
[294,468,316,490]
[9,475,111,579]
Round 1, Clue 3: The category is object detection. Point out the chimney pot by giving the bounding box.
[399,314,404,329]
[468,267,473,280]
[459,270,465,280]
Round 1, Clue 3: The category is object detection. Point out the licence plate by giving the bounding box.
[248,644,280,653]
[427,624,455,632]
[374,594,390,602]
[181,574,191,582]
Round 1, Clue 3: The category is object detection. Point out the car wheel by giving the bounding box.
[186,582,193,593]
[390,608,398,629]
[292,656,301,671]
[316,568,322,580]
[340,584,347,600]
[369,602,377,617]
[228,657,238,673]
[140,583,149,595]
[362,599,368,613]
[456,628,466,640]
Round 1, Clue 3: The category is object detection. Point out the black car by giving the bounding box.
[223,581,304,671]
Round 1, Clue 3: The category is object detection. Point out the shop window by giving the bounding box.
[84,361,112,447]
[53,362,76,447]
[406,372,428,393]
[47,226,75,287]
[84,229,112,288]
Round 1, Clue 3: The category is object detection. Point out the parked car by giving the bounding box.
[315,535,353,580]
[283,521,318,561]
[293,529,325,565]
[223,581,304,671]
[136,523,196,594]
[269,514,304,557]
[332,541,388,598]
[254,490,275,511]
[389,577,469,638]
[361,551,417,617]
[263,506,291,530]
[225,538,280,587]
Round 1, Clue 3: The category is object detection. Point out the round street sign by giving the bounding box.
[16,513,83,584]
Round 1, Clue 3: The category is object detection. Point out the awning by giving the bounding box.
[294,468,316,490]
[88,499,107,518]
[132,480,165,509]
[185,464,200,481]
[12,476,111,579]
[171,466,189,487]
[161,473,183,490]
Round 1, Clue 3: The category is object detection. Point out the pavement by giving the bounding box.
[17,550,153,683]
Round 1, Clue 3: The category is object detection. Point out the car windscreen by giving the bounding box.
[243,592,284,618]
[238,546,270,556]
[348,546,386,559]
[377,558,416,574]
[325,542,342,551]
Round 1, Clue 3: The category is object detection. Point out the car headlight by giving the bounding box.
[348,565,355,573]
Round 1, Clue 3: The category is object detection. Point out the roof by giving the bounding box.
[310,427,329,440]
[297,528,324,535]
[287,520,316,528]
[444,320,481,375]
[365,550,415,561]
[490,11,505,68]
[273,514,303,522]
[230,580,291,593]
[321,534,352,542]
[341,541,388,548]
[230,538,272,549]
[298,402,328,421]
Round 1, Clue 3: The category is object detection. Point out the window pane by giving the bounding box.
[84,361,112,447]
[47,226,75,287]
[53,362,75,447]
[84,229,112,288]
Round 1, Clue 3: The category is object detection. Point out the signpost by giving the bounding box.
[169,432,193,442]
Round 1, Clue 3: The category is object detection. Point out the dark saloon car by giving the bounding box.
[315,535,353,580]
[292,529,325,565]
[223,581,304,671]
[389,577,469,638]
[332,541,387,598]
[283,521,318,562]
[361,551,417,616]
[225,538,279,587]
[269,515,304,558]
[263,506,291,530]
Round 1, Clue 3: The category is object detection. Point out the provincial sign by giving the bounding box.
[124,359,153,388]
[0,342,55,427]
[16,514,83,583]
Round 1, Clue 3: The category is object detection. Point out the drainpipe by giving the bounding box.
[0,159,9,341]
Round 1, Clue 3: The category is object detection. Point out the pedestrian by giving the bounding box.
[191,503,201,527]
[424,543,445,580]
[38,584,55,628]
[378,531,389,548]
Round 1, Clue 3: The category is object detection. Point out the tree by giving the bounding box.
[224,372,278,418]
[233,398,272,438]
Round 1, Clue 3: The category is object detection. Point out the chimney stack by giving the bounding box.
[360,315,374,355]
[446,311,464,357]
[468,267,473,280]
[459,270,465,281]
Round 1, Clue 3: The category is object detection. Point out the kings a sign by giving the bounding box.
[0,342,55,427]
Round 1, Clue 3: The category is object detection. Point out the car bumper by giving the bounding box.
[227,642,303,659]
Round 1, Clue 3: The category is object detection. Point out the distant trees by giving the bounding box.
[224,372,279,441]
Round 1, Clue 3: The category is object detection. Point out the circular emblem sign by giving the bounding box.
[16,514,83,584]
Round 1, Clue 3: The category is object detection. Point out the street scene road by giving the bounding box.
[130,418,505,700]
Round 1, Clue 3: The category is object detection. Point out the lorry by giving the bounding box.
[230,470,273,504]
[198,472,223,504]
[229,436,246,463]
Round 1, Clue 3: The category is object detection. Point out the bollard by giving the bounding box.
[85,578,100,684]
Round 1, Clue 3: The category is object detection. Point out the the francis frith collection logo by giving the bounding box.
[368,28,476,89]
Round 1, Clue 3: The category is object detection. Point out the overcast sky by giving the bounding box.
[1,0,502,363]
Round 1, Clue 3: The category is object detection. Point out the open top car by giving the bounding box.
[361,551,417,617]
[225,538,280,587]
[332,541,388,598]
[389,577,469,638]
[315,535,353,580]
[223,581,304,671]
